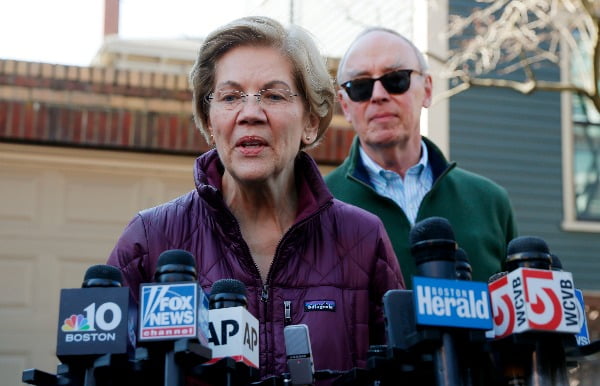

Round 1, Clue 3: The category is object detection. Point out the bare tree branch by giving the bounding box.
[434,0,600,108]
[436,0,600,222]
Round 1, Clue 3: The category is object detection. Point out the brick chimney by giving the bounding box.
[104,0,119,36]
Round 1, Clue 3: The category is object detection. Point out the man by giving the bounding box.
[325,27,518,288]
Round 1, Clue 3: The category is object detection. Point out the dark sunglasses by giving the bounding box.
[340,69,421,102]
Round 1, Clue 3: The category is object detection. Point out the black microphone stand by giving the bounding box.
[137,250,213,386]
[333,218,489,386]
[409,229,462,386]
[135,338,212,386]
[187,356,259,386]
[23,352,143,386]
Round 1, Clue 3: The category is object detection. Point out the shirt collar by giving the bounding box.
[359,139,429,179]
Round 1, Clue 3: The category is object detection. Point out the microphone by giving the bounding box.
[209,278,248,309]
[489,236,579,338]
[57,264,135,361]
[550,253,563,271]
[82,264,125,288]
[138,250,209,343]
[455,248,472,281]
[381,220,493,385]
[488,236,581,386]
[410,217,492,330]
[409,216,457,279]
[409,217,493,386]
[284,324,315,386]
[137,249,211,386]
[206,278,259,368]
[50,264,137,386]
[153,249,197,283]
[504,235,552,272]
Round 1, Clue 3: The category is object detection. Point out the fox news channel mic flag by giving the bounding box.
[206,279,259,369]
[138,250,209,345]
[56,265,136,360]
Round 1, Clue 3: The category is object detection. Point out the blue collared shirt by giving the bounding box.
[359,141,433,225]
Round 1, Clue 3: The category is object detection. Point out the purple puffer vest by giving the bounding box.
[107,149,404,379]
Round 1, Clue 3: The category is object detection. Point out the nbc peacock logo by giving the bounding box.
[59,302,122,342]
[61,314,91,332]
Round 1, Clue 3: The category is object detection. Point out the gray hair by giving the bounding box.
[336,27,429,85]
[189,16,335,149]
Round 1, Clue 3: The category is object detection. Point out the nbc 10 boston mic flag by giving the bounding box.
[56,287,134,357]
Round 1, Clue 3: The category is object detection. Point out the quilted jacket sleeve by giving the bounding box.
[369,221,405,345]
[107,214,151,303]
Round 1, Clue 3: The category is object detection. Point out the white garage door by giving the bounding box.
[0,143,196,385]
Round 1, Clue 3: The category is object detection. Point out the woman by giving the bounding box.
[107,16,404,380]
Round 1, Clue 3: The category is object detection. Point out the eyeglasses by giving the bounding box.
[206,88,299,110]
[340,69,421,102]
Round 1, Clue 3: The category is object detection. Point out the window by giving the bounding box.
[572,94,600,221]
[563,33,600,230]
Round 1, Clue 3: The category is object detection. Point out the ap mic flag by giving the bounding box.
[207,278,259,368]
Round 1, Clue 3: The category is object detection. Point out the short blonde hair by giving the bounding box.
[189,16,335,150]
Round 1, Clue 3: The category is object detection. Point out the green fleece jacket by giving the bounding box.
[325,136,518,288]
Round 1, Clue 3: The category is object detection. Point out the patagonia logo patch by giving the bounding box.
[304,300,336,312]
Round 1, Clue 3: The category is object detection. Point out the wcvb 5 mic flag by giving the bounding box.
[488,267,580,338]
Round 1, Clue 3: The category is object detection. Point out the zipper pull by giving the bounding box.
[284,300,292,325]
[261,284,269,302]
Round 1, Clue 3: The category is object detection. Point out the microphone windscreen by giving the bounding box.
[507,236,549,255]
[550,253,563,271]
[409,217,457,275]
[455,248,469,264]
[209,279,248,309]
[210,278,247,297]
[505,236,552,271]
[154,249,197,282]
[409,216,455,246]
[157,249,196,267]
[82,264,123,288]
[455,247,472,280]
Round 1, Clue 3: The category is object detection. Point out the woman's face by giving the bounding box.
[207,45,318,186]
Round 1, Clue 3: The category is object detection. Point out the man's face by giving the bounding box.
[338,31,432,150]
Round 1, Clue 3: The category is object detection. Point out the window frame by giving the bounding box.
[561,46,600,232]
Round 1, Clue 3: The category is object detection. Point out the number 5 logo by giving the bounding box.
[522,270,562,330]
[489,275,515,338]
